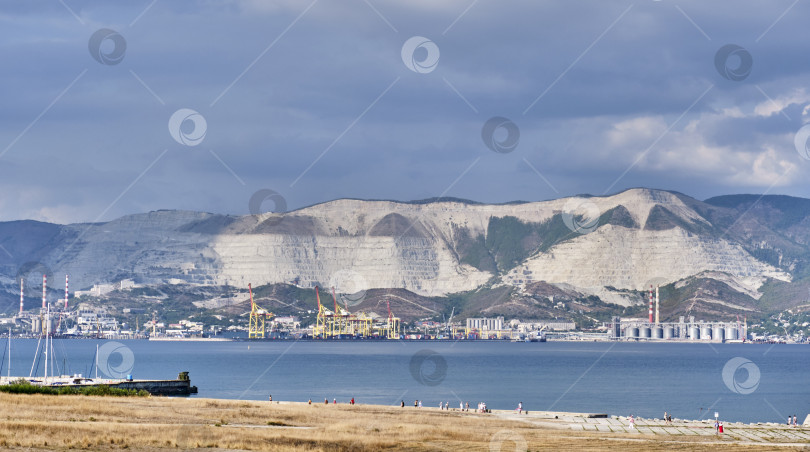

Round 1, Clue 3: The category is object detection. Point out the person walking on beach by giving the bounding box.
[418,400,422,408]
[714,419,719,434]
[439,401,443,410]
[308,399,312,405]
[718,422,724,434]
[400,400,405,408]
[664,411,668,424]
[350,397,354,405]
[414,400,418,408]
[517,402,523,414]
[465,402,469,412]
[324,398,328,405]
[628,415,635,429]
[460,401,463,411]
[789,415,792,426]
[794,415,798,427]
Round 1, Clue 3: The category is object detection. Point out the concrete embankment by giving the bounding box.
[110,378,197,396]
[272,399,810,445]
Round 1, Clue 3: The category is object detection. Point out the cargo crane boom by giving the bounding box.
[248,283,274,339]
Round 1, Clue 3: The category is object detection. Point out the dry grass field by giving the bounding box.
[0,393,804,451]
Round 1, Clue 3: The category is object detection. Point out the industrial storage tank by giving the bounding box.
[653,327,663,339]
[689,326,700,339]
[713,326,725,342]
[641,327,651,338]
[700,326,712,340]
[663,326,674,339]
[627,327,639,338]
[725,327,739,341]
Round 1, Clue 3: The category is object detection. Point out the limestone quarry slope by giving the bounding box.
[0,188,799,308]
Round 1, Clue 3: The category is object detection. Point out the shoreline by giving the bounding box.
[273,398,809,427]
[2,393,808,451]
[4,334,804,344]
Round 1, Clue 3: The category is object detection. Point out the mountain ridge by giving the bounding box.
[2,188,809,322]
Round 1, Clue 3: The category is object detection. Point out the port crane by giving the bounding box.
[445,307,455,338]
[314,286,328,339]
[248,283,274,339]
[385,299,401,339]
[312,286,374,339]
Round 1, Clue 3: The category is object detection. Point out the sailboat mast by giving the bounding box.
[44,304,48,382]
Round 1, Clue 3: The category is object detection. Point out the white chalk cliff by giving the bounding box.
[3,189,792,300]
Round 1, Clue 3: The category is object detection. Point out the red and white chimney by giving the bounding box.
[42,274,47,310]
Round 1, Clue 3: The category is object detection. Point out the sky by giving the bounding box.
[2,0,810,223]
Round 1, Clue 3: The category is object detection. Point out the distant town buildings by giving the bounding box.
[75,279,137,298]
[466,316,505,331]
[76,307,118,331]
[514,320,576,332]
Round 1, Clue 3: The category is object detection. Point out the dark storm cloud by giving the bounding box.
[1,0,810,223]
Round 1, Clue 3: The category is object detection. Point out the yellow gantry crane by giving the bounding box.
[248,283,274,339]
[333,287,373,337]
[312,285,377,339]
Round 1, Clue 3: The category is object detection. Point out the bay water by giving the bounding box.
[2,338,805,424]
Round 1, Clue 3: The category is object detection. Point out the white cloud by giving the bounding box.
[753,89,810,118]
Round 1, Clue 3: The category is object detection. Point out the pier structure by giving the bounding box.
[0,372,197,396]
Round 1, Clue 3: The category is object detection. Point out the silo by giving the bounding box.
[725,326,738,341]
[641,327,651,338]
[628,327,639,338]
[700,326,712,340]
[663,326,674,339]
[689,326,700,340]
[713,326,725,342]
[653,327,663,339]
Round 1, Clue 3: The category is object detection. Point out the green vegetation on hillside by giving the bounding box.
[485,216,540,271]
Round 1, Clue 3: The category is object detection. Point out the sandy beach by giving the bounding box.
[0,393,808,451]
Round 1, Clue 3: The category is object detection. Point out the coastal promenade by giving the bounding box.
[494,409,810,445]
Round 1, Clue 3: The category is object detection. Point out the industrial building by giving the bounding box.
[608,286,747,342]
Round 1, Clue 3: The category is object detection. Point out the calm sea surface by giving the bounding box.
[2,339,806,424]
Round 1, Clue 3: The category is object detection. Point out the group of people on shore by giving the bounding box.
[398,400,488,412]
[788,415,800,426]
[307,397,355,405]
[438,401,471,411]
